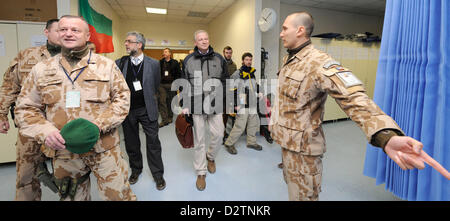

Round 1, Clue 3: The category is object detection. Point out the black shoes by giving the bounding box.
[155,177,166,191]
[128,172,141,185]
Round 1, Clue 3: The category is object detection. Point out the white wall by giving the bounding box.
[261,0,280,80]
[208,0,261,78]
[279,3,384,68]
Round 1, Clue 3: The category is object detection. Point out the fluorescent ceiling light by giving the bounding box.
[146,7,167,14]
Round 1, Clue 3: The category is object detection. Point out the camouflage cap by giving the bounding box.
[60,118,99,154]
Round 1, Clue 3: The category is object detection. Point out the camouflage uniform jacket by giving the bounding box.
[0,45,51,122]
[270,44,403,156]
[15,51,130,158]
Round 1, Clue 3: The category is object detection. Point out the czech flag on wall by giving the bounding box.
[79,0,114,53]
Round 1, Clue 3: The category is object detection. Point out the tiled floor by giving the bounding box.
[0,119,400,201]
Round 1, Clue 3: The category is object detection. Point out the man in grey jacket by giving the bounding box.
[116,31,166,191]
[181,30,228,191]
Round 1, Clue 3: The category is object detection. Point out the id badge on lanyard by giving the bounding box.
[66,91,81,108]
[63,51,91,108]
[132,60,143,91]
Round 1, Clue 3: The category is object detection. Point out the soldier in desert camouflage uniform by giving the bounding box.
[15,15,135,201]
[0,19,61,201]
[271,12,428,201]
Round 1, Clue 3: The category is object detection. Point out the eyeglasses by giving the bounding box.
[124,40,138,44]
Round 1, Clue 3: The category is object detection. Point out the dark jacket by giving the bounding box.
[229,66,261,110]
[116,55,161,121]
[159,58,181,84]
[182,46,228,114]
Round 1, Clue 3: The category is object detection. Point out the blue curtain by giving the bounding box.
[363,0,449,201]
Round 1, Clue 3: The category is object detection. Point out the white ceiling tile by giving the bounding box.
[144,0,169,8]
[168,2,192,10]
[117,0,143,6]
[167,9,189,16]
[195,0,221,6]
[217,0,235,8]
[190,5,214,13]
[169,0,195,4]
[121,5,147,13]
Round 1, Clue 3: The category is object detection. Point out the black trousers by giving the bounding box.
[122,106,164,179]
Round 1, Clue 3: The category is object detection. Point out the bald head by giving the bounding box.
[288,12,314,38]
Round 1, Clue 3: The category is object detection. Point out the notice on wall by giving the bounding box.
[178,40,186,46]
[31,35,47,47]
[146,39,155,46]
[161,40,169,46]
[0,35,5,56]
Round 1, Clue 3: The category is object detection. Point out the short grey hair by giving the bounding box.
[127,31,145,50]
[194,30,208,41]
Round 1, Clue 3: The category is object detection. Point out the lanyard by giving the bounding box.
[131,58,143,79]
[62,51,92,89]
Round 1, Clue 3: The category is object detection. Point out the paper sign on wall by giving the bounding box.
[146,39,155,45]
[161,40,169,46]
[0,35,5,56]
[178,40,186,46]
[31,35,47,47]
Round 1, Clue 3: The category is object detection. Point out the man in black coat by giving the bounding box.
[116,31,166,191]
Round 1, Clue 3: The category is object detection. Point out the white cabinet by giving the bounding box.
[0,21,46,163]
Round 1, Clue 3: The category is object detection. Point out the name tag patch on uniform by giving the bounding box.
[165,71,169,77]
[27,59,38,65]
[336,72,363,88]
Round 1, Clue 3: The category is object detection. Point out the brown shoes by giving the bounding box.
[207,158,216,174]
[247,144,263,151]
[196,175,206,191]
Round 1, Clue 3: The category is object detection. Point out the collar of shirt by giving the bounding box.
[198,49,209,55]
[131,53,144,65]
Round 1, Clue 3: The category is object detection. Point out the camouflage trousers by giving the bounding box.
[53,146,136,201]
[281,148,323,201]
[15,132,46,201]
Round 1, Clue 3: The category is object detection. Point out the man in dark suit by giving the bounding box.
[116,31,166,190]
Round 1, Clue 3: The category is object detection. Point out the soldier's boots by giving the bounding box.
[224,144,237,155]
[207,158,216,174]
[247,144,263,151]
[196,175,206,191]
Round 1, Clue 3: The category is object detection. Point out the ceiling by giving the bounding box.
[105,0,236,24]
[280,0,386,16]
[105,0,385,24]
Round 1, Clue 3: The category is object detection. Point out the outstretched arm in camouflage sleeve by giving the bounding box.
[317,64,428,171]
[92,63,130,133]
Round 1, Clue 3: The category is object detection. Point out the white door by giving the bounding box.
[0,23,19,163]
[17,23,47,51]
